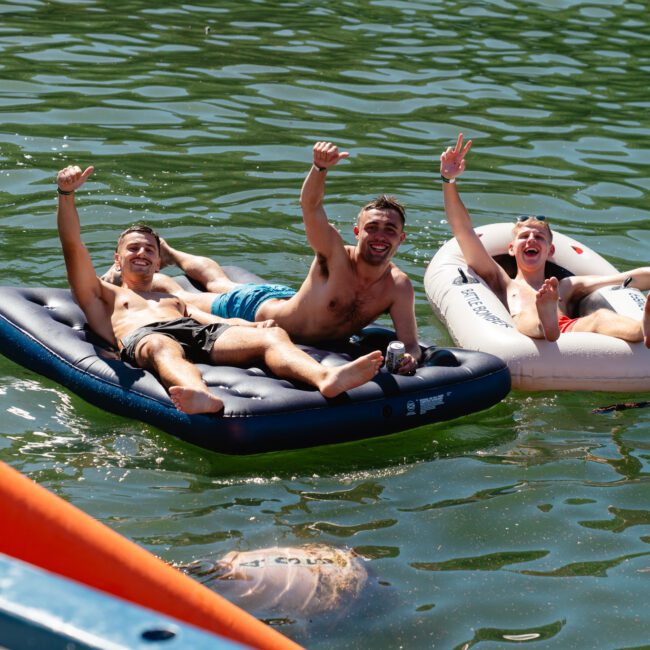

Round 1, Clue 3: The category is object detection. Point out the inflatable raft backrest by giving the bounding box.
[493,255,634,320]
[493,254,574,282]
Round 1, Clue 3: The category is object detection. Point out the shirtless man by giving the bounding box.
[105,142,421,374]
[440,133,650,345]
[56,165,383,415]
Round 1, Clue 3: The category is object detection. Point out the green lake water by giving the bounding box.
[1,1,650,647]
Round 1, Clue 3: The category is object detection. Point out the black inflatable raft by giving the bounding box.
[0,272,510,454]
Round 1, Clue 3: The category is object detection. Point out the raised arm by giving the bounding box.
[55,165,111,331]
[440,134,506,292]
[299,141,350,258]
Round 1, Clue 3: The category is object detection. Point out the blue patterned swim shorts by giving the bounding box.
[210,283,297,321]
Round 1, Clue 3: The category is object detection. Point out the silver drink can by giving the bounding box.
[385,340,405,374]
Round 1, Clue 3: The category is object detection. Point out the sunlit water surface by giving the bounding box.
[1,1,650,648]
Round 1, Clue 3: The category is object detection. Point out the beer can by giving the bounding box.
[385,340,405,374]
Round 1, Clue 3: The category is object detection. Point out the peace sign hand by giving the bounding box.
[440,133,472,181]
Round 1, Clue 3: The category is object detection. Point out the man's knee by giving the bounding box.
[267,326,292,346]
[237,325,292,351]
[245,326,291,350]
[588,308,629,329]
[136,334,183,365]
[592,308,614,325]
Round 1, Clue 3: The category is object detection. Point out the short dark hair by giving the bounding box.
[358,195,406,226]
[116,224,161,252]
[357,194,406,226]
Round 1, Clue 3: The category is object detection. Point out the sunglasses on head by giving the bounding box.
[517,215,546,222]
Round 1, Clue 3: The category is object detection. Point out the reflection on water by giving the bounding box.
[2,0,650,647]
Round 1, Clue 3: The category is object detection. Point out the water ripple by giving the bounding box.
[2,1,650,648]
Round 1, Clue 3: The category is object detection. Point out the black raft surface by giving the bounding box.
[0,274,511,454]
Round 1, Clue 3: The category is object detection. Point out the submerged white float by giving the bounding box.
[425,222,650,392]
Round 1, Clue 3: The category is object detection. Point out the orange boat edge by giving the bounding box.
[0,460,302,650]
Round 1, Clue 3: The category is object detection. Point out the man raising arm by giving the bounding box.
[134,142,421,374]
[440,133,650,345]
[299,142,420,371]
[56,165,383,415]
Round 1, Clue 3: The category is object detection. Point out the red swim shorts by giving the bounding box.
[558,314,580,333]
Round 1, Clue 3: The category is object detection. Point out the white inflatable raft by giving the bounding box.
[424,223,650,392]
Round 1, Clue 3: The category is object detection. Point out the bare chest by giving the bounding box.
[113,291,185,324]
[506,280,564,315]
[325,282,391,328]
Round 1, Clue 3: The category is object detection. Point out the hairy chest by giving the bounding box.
[325,283,391,326]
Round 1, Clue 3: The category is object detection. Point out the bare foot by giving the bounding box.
[159,238,177,269]
[318,351,383,398]
[643,295,650,348]
[536,277,560,342]
[169,386,224,414]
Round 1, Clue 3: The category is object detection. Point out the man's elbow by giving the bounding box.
[300,195,320,214]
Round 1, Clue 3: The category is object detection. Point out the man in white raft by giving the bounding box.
[440,133,650,345]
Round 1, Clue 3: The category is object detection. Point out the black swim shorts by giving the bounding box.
[120,317,231,365]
